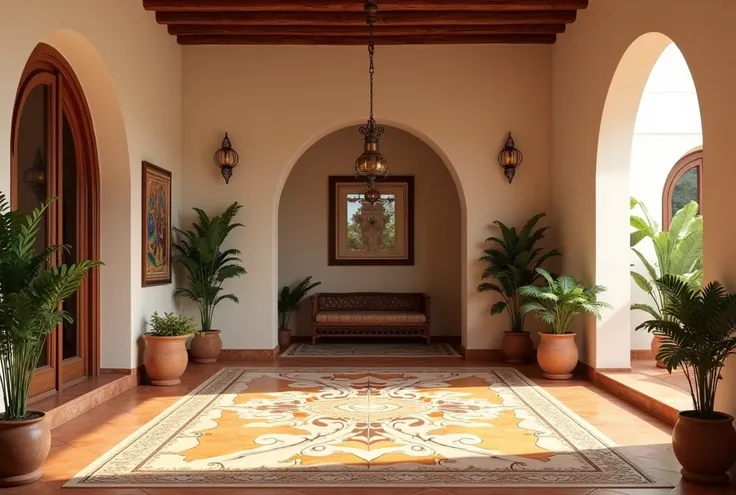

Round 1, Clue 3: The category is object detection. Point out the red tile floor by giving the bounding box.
[8,358,735,495]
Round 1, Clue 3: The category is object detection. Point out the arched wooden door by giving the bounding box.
[10,43,100,399]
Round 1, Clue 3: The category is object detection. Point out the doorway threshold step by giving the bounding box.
[29,373,138,429]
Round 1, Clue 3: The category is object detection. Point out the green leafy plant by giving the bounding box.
[147,311,200,337]
[520,268,611,334]
[477,213,560,332]
[278,276,322,330]
[0,194,101,421]
[636,275,736,419]
[173,203,246,332]
[630,197,702,322]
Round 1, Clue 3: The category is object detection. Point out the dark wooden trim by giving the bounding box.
[177,33,557,45]
[662,150,702,231]
[328,175,414,266]
[168,24,566,36]
[141,161,173,287]
[157,10,578,26]
[143,0,588,12]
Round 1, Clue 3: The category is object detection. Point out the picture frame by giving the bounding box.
[142,161,172,286]
[328,175,414,266]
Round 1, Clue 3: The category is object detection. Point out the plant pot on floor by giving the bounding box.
[278,329,292,349]
[501,331,533,363]
[672,411,736,485]
[143,334,189,386]
[0,413,51,486]
[651,334,666,368]
[189,330,222,363]
[536,332,578,380]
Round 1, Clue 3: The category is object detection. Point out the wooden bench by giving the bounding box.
[310,292,430,344]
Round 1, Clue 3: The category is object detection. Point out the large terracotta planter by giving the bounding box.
[501,331,533,363]
[143,334,189,386]
[672,411,736,485]
[189,330,222,363]
[278,329,292,349]
[536,332,578,380]
[651,334,666,368]
[0,413,51,486]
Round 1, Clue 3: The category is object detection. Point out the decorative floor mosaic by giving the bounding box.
[280,342,461,357]
[66,368,671,489]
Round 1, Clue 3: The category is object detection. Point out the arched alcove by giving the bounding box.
[277,125,463,343]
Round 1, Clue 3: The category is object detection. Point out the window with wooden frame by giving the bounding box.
[662,150,702,230]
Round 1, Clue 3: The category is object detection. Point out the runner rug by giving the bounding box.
[280,342,461,357]
[66,367,671,489]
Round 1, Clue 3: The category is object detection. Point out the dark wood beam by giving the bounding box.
[168,24,565,36]
[176,33,557,44]
[156,10,577,26]
[145,0,588,12]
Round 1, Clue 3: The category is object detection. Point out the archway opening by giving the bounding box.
[277,125,462,351]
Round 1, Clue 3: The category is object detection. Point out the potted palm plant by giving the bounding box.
[520,268,611,379]
[630,198,702,367]
[477,213,560,362]
[278,276,321,349]
[0,194,100,486]
[173,202,246,363]
[143,311,200,386]
[636,275,736,485]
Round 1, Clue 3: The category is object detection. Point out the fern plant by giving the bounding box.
[0,194,101,420]
[636,275,736,419]
[520,268,611,334]
[173,203,246,332]
[477,213,560,332]
[278,276,321,330]
[148,311,200,337]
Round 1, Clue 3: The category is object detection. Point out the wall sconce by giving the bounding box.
[23,148,46,201]
[498,132,523,183]
[213,133,239,184]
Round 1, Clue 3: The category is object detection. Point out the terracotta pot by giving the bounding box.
[0,413,50,486]
[536,332,578,380]
[501,331,533,363]
[672,411,736,485]
[278,328,292,349]
[189,330,222,364]
[651,334,666,368]
[143,334,189,386]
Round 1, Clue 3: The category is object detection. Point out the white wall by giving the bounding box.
[182,44,554,352]
[629,43,702,350]
[278,125,461,337]
[0,1,182,369]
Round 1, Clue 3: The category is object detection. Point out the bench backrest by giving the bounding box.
[311,292,428,313]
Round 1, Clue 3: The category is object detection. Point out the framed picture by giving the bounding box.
[328,175,414,266]
[142,161,172,286]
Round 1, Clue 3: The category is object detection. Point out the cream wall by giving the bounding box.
[552,0,736,416]
[182,44,553,352]
[0,1,182,369]
[278,125,461,338]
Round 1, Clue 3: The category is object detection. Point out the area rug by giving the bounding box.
[280,342,461,357]
[66,368,670,489]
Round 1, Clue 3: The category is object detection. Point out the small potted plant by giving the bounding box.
[636,275,736,485]
[520,268,611,379]
[173,202,246,363]
[278,276,321,349]
[477,213,560,362]
[143,311,200,386]
[0,194,100,486]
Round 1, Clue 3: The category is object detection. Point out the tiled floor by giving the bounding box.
[8,358,735,494]
[602,361,693,413]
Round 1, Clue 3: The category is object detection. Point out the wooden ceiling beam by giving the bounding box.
[176,33,557,44]
[156,10,577,26]
[145,0,588,12]
[168,24,565,36]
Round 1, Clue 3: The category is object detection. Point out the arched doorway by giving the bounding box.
[10,43,100,398]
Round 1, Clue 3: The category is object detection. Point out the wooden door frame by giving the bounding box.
[10,43,101,395]
[661,150,703,230]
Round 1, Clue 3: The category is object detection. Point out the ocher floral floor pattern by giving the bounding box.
[66,368,670,488]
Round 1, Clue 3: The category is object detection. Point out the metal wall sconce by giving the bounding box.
[213,133,239,184]
[23,148,46,201]
[498,132,523,183]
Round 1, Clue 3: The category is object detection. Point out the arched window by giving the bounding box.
[662,150,702,229]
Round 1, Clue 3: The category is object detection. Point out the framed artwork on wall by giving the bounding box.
[142,161,172,286]
[328,175,414,266]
